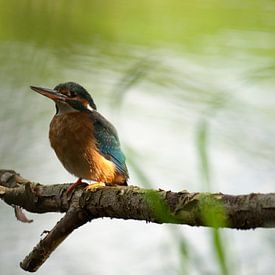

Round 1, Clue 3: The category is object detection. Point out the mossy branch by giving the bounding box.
[1,169,275,272]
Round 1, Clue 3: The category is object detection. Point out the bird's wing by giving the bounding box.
[91,112,128,177]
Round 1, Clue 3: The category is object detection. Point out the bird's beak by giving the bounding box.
[30,86,67,102]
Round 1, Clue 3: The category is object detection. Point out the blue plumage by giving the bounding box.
[92,113,128,178]
[31,82,129,193]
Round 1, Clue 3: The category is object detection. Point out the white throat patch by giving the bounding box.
[87,104,95,112]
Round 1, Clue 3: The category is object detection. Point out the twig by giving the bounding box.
[1,169,275,272]
[20,207,91,272]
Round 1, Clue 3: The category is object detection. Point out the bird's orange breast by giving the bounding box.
[49,112,118,183]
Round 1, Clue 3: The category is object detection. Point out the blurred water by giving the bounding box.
[0,1,275,275]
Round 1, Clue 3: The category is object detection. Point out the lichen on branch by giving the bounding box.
[1,169,275,272]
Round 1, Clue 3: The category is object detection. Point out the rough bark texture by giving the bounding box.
[1,169,275,272]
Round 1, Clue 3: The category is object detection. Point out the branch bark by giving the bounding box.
[1,169,275,272]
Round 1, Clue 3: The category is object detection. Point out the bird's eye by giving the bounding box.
[69,91,76,98]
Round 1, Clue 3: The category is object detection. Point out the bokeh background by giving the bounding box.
[0,1,275,274]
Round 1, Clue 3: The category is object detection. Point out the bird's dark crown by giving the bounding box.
[54,82,97,110]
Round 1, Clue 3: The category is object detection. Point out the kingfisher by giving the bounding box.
[30,82,128,193]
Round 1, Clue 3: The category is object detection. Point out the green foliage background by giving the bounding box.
[0,1,274,275]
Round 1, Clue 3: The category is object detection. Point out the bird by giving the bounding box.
[30,82,128,193]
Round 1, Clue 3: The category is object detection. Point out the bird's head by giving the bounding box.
[30,82,97,114]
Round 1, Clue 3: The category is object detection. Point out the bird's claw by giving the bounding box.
[85,182,106,191]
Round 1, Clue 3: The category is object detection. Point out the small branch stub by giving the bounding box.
[1,169,275,272]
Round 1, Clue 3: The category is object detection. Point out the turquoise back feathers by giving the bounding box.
[91,112,129,179]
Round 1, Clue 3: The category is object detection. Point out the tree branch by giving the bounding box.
[1,169,275,272]
[20,207,90,272]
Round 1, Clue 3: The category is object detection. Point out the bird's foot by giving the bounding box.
[66,178,87,194]
[85,182,106,191]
